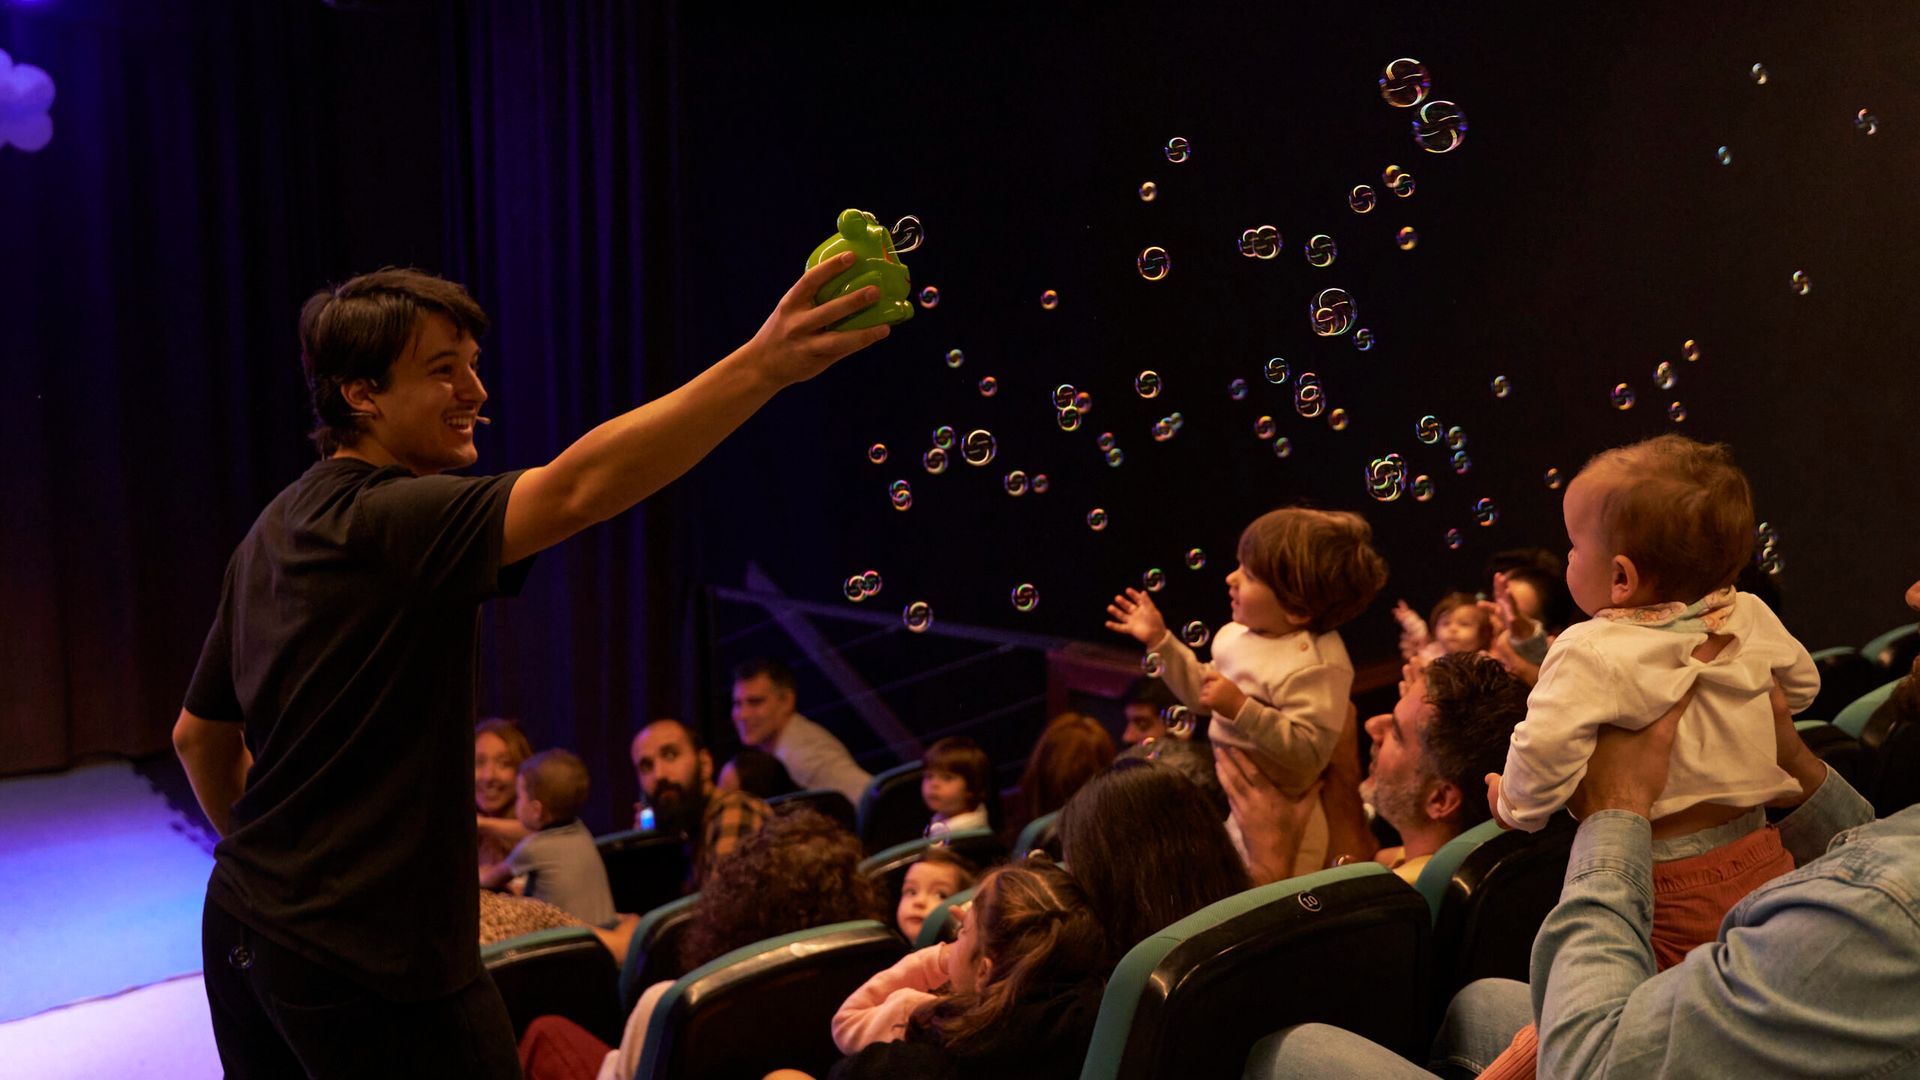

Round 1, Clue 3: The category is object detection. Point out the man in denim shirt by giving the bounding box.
[1248,681,1920,1078]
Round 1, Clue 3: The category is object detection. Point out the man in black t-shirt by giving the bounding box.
[173,258,887,1077]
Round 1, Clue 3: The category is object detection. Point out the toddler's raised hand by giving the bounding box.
[1104,587,1167,646]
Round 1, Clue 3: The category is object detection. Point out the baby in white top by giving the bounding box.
[1107,508,1388,877]
[1488,434,1817,966]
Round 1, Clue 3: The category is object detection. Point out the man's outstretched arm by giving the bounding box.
[502,254,889,564]
[172,708,250,837]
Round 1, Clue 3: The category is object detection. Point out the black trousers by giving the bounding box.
[201,897,522,1079]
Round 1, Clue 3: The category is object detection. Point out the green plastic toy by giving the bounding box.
[806,209,917,330]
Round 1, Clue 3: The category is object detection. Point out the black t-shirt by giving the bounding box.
[184,457,532,1000]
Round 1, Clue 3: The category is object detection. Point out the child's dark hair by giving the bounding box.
[1236,507,1390,633]
[1429,592,1493,650]
[724,748,798,800]
[907,859,1105,1052]
[914,846,981,891]
[518,749,590,824]
[925,736,992,811]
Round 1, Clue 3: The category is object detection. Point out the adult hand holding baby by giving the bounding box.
[1104,587,1168,645]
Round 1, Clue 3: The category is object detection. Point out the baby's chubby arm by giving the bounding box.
[1491,637,1625,831]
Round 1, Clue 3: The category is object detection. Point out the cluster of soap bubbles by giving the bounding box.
[903,601,934,633]
[1382,165,1416,198]
[1010,583,1040,612]
[1239,225,1282,259]
[890,479,912,511]
[1096,430,1126,467]
[1305,234,1337,267]
[843,569,883,602]
[1380,58,1468,153]
[1137,246,1171,281]
[1294,372,1325,418]
[1309,288,1356,336]
[1366,453,1410,502]
[1755,522,1784,574]
[1053,383,1092,431]
[1151,412,1186,443]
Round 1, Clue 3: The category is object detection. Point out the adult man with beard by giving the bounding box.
[630,719,770,884]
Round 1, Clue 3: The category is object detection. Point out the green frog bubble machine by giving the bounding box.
[806,209,922,330]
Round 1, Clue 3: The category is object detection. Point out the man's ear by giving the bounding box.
[339,378,382,420]
[1426,779,1463,825]
[1610,555,1642,605]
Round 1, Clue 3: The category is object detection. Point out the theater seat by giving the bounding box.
[1863,622,1919,675]
[1810,646,1883,726]
[1417,817,1575,1025]
[482,926,624,1048]
[856,762,929,853]
[859,829,1006,915]
[1857,687,1920,816]
[765,788,858,832]
[631,920,908,1080]
[1794,719,1869,788]
[912,884,979,949]
[1834,680,1901,739]
[1015,809,1062,860]
[620,894,700,1015]
[596,828,690,917]
[1079,863,1430,1080]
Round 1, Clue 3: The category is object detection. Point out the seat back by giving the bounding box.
[1834,679,1902,739]
[1859,694,1920,816]
[1080,863,1430,1080]
[1423,818,1575,1024]
[1794,719,1870,788]
[859,829,1006,914]
[1810,646,1884,727]
[482,926,624,1048]
[634,920,908,1080]
[765,788,858,833]
[1014,809,1063,860]
[596,829,691,917]
[912,884,980,949]
[856,761,929,853]
[620,893,701,1014]
[1864,622,1920,674]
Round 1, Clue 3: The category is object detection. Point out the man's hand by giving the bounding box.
[1567,687,1692,820]
[1216,746,1322,886]
[743,252,892,388]
[1104,587,1168,646]
[1199,672,1247,718]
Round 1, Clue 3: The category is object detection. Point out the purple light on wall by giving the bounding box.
[0,48,56,153]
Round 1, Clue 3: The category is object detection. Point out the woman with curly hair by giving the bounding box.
[517,806,883,1080]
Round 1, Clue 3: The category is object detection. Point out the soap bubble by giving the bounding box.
[1716,146,1733,165]
[1274,437,1293,459]
[1144,567,1166,591]
[1052,384,1076,409]
[1349,184,1377,213]
[1309,288,1356,336]
[1396,226,1418,250]
[1755,522,1784,574]
[1545,467,1564,490]
[962,429,997,466]
[1683,339,1701,362]
[1239,224,1282,259]
[1445,527,1464,551]
[1384,165,1415,197]
[1668,401,1688,423]
[1139,181,1159,201]
[890,479,911,497]
[1750,62,1768,85]
[1416,415,1442,444]
[1412,99,1468,153]
[1229,377,1249,400]
[1254,415,1277,440]
[1151,418,1175,442]
[1166,136,1191,163]
[1186,547,1206,570]
[1654,361,1676,390]
[1411,474,1435,501]
[1294,373,1324,418]
[1004,470,1028,496]
[1072,391,1092,412]
[1472,497,1499,527]
[1135,370,1163,398]
[1611,383,1637,410]
[902,602,933,633]
[919,286,940,309]
[1353,328,1374,351]
[1366,455,1407,502]
[868,443,888,464]
[923,448,949,474]
[844,575,867,602]
[1305,234,1338,267]
[1855,109,1879,135]
[861,570,881,596]
[1056,407,1083,432]
[1790,271,1810,296]
[1446,425,1467,451]
[933,425,955,449]
[945,348,965,368]
[1142,652,1165,677]
[1031,473,1050,494]
[1106,447,1125,467]
[1265,357,1291,384]
[1451,450,1472,475]
[1011,583,1040,612]
[1087,508,1109,531]
[1161,705,1195,738]
[1097,431,1117,452]
[1137,246,1171,281]
[1491,375,1511,398]
[978,376,998,397]
[1040,289,1060,310]
[1183,621,1211,648]
[1328,407,1350,431]
[1379,58,1431,107]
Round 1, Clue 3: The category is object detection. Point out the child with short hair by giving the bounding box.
[1106,507,1390,876]
[480,749,617,928]
[895,847,979,942]
[830,859,1107,1071]
[921,736,992,835]
[1392,591,1494,661]
[1488,435,1818,967]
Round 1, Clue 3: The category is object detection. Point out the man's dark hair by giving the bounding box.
[731,657,797,694]
[298,267,489,456]
[1420,652,1529,830]
[1120,676,1178,712]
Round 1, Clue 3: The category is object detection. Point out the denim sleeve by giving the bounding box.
[1530,811,1657,1076]
[1774,764,1874,866]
